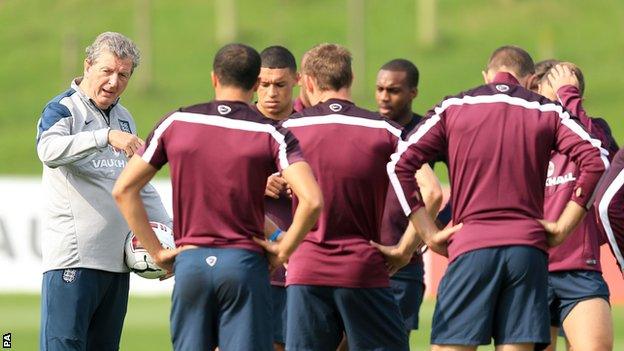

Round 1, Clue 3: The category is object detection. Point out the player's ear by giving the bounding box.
[211,71,218,88]
[84,59,93,75]
[524,74,538,91]
[481,70,489,84]
[411,87,418,99]
[252,77,260,92]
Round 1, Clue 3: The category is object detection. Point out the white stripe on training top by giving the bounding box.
[387,93,610,217]
[282,114,402,138]
[141,111,291,170]
[598,168,624,273]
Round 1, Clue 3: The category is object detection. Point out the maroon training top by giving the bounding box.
[380,114,425,279]
[138,100,304,252]
[544,85,618,272]
[595,148,624,276]
[390,73,608,263]
[283,99,402,288]
[250,103,296,286]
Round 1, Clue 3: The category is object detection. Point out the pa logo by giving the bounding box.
[217,105,232,115]
[329,103,342,112]
[62,269,77,283]
[2,333,10,349]
[495,84,509,92]
[206,256,218,267]
[547,161,555,177]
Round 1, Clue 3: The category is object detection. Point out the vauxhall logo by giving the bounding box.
[545,161,576,187]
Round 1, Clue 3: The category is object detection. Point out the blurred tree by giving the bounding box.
[347,0,366,100]
[135,0,153,92]
[215,0,238,45]
[417,0,437,46]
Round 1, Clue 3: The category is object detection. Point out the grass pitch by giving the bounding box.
[1,293,622,350]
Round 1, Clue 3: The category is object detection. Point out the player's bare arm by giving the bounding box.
[415,164,443,219]
[539,201,587,247]
[113,155,185,272]
[254,161,323,264]
[372,208,462,275]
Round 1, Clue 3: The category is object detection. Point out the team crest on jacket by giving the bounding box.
[119,120,132,133]
[217,105,232,115]
[495,84,510,92]
[547,161,555,177]
[62,269,77,283]
[206,256,218,267]
[329,103,342,112]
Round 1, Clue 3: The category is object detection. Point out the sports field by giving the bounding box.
[1,0,623,177]
[2,294,623,350]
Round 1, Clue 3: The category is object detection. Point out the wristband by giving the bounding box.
[269,229,283,242]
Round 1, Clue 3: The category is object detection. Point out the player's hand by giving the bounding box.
[265,173,291,199]
[153,246,191,274]
[253,237,288,272]
[108,130,144,158]
[369,242,414,276]
[538,219,566,247]
[424,223,463,257]
[547,64,579,93]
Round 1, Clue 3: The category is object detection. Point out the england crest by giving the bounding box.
[62,269,77,283]
[118,120,132,133]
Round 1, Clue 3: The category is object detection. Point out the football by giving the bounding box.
[125,221,176,279]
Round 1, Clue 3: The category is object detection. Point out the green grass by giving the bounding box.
[0,0,623,179]
[1,294,623,350]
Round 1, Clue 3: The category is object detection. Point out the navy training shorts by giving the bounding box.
[286,285,409,351]
[170,247,272,351]
[548,269,610,327]
[271,285,287,344]
[431,246,550,349]
[390,262,425,331]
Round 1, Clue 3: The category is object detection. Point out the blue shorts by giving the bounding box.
[390,263,425,331]
[271,285,287,343]
[40,268,129,351]
[432,246,550,349]
[548,270,610,327]
[286,285,409,351]
[170,247,272,351]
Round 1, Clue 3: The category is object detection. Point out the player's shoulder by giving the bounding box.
[177,100,268,124]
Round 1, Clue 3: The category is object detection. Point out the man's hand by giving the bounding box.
[369,242,417,276]
[424,223,462,257]
[253,237,287,272]
[153,246,192,274]
[538,220,566,247]
[539,201,587,248]
[547,64,580,93]
[108,130,144,157]
[265,173,291,199]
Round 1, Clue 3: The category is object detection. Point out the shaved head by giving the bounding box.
[486,45,535,78]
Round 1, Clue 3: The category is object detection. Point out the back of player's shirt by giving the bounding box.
[595,148,624,276]
[138,101,303,252]
[390,73,608,263]
[283,99,401,288]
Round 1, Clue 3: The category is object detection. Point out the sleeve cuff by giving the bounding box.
[93,128,110,149]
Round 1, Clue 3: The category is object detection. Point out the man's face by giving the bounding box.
[257,67,298,118]
[375,70,416,120]
[82,51,133,109]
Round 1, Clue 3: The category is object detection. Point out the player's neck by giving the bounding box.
[394,110,414,127]
[315,88,352,105]
[257,102,293,121]
[215,87,254,104]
